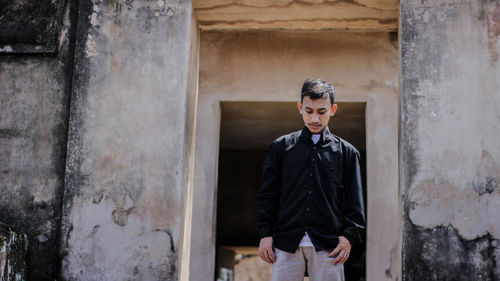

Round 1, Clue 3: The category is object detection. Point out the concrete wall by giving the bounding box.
[191,30,399,281]
[0,1,78,279]
[59,0,198,280]
[401,0,500,280]
[6,0,499,280]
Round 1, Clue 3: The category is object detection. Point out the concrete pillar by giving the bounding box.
[190,96,221,281]
[0,1,78,279]
[60,1,198,280]
[401,1,500,280]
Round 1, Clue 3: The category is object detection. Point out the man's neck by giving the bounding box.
[311,134,320,144]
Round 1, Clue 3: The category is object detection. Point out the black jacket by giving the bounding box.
[257,126,365,253]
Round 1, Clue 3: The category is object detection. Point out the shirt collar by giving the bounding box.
[300,126,331,144]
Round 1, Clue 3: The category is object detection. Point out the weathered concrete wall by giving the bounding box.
[60,0,197,280]
[401,0,500,280]
[192,30,399,281]
[0,1,78,279]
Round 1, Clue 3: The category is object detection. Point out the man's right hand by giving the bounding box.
[258,236,275,264]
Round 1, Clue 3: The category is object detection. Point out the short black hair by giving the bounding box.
[300,78,335,105]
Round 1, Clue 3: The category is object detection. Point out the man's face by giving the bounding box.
[298,96,337,134]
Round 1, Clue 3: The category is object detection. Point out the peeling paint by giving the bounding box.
[409,179,500,240]
[90,8,99,27]
[112,207,135,227]
[85,34,98,57]
[408,148,500,240]
[473,150,498,195]
[473,176,497,195]
[63,200,176,280]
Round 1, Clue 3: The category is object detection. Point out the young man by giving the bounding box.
[257,79,365,281]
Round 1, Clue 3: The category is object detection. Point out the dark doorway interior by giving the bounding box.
[215,101,367,281]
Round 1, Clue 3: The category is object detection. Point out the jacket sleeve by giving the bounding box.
[340,146,365,244]
[257,140,282,238]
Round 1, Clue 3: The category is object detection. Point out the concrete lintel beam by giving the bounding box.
[194,0,399,31]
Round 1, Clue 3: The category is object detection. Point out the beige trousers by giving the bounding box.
[271,247,345,281]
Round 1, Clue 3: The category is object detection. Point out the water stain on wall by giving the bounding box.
[484,1,500,63]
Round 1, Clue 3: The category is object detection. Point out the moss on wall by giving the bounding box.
[0,222,28,281]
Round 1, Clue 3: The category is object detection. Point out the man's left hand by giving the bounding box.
[328,236,351,265]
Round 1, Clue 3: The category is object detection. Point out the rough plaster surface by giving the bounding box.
[60,0,195,280]
[0,1,77,279]
[192,30,399,281]
[401,0,500,280]
[64,199,174,280]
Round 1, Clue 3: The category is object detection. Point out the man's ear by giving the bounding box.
[330,104,338,116]
[297,101,303,114]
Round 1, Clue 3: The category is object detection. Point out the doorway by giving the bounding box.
[215,102,367,281]
[189,30,399,281]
